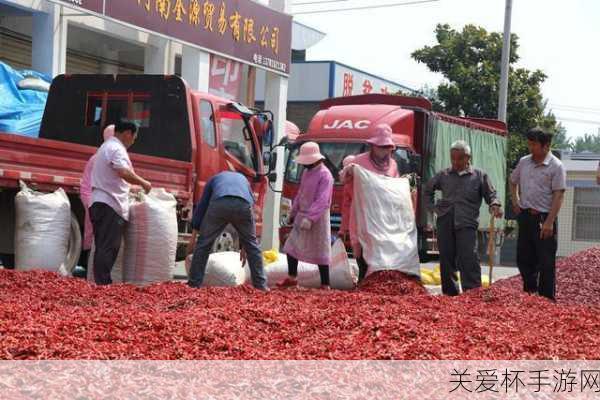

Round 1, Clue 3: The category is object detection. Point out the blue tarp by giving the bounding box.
[0,62,51,138]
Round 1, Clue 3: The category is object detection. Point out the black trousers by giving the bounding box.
[89,202,125,285]
[357,255,369,282]
[287,254,330,286]
[436,213,481,296]
[516,211,557,300]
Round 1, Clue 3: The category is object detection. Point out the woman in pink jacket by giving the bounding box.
[279,142,334,289]
[341,124,399,282]
[80,125,114,251]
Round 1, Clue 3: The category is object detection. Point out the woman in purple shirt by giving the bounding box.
[279,142,334,289]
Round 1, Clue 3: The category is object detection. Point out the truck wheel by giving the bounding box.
[211,225,240,253]
[64,212,82,275]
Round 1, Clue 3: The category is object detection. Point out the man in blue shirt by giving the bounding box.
[187,171,268,291]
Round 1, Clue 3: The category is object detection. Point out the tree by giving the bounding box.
[412,24,561,168]
[571,133,600,153]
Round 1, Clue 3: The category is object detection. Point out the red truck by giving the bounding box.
[0,74,278,272]
[279,94,508,260]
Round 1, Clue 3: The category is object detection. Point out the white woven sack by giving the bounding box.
[329,239,358,290]
[14,181,70,276]
[123,189,177,285]
[352,166,420,278]
[186,252,247,287]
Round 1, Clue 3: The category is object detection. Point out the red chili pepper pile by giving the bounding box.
[1,248,599,360]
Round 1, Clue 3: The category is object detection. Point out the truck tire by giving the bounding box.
[211,225,240,253]
[64,212,82,275]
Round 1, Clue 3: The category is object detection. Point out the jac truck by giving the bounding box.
[0,74,278,272]
[279,94,508,260]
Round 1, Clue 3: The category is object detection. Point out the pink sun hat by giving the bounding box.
[366,123,395,147]
[296,141,325,165]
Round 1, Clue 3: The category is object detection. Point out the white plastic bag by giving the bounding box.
[352,166,420,278]
[186,252,247,287]
[123,189,177,285]
[330,239,358,290]
[14,181,70,276]
[263,258,322,288]
[87,241,124,284]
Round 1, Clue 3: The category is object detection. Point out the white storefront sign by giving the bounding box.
[332,64,407,97]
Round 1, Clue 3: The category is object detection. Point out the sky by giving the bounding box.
[287,0,600,139]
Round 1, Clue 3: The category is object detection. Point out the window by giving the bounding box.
[131,97,151,128]
[200,101,216,147]
[85,92,151,128]
[220,116,256,170]
[573,187,600,242]
[85,95,103,126]
[394,148,412,175]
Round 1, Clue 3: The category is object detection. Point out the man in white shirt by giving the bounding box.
[90,121,151,285]
[510,127,566,300]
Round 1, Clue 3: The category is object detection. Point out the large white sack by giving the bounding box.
[185,252,247,287]
[123,189,177,285]
[330,239,358,290]
[15,181,70,276]
[352,166,420,278]
[87,241,124,284]
[263,258,322,288]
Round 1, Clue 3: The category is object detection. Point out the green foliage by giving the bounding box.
[412,24,562,167]
[571,133,600,153]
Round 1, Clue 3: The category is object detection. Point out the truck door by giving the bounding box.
[216,107,263,202]
[193,98,221,203]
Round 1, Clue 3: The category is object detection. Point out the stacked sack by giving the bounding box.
[14,181,71,276]
[123,189,178,285]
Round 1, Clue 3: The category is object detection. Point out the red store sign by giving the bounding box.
[51,0,292,75]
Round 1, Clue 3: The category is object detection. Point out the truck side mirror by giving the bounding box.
[269,152,278,172]
[264,120,274,148]
[268,172,278,183]
[262,152,271,167]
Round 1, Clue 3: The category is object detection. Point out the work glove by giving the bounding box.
[300,218,312,230]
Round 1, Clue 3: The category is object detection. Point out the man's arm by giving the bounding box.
[187,229,198,256]
[190,178,214,233]
[541,163,567,239]
[510,182,521,215]
[482,173,503,218]
[117,168,152,193]
[540,190,565,239]
[423,173,441,212]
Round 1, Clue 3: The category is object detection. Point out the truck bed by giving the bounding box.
[0,132,193,201]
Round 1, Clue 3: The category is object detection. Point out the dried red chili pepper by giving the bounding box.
[0,248,599,360]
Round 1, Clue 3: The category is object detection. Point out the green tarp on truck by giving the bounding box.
[424,116,507,230]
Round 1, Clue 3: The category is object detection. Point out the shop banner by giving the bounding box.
[47,0,292,75]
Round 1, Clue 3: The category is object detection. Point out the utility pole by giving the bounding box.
[498,0,513,123]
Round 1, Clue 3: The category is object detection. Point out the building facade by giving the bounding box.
[557,155,600,257]
[0,0,303,249]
